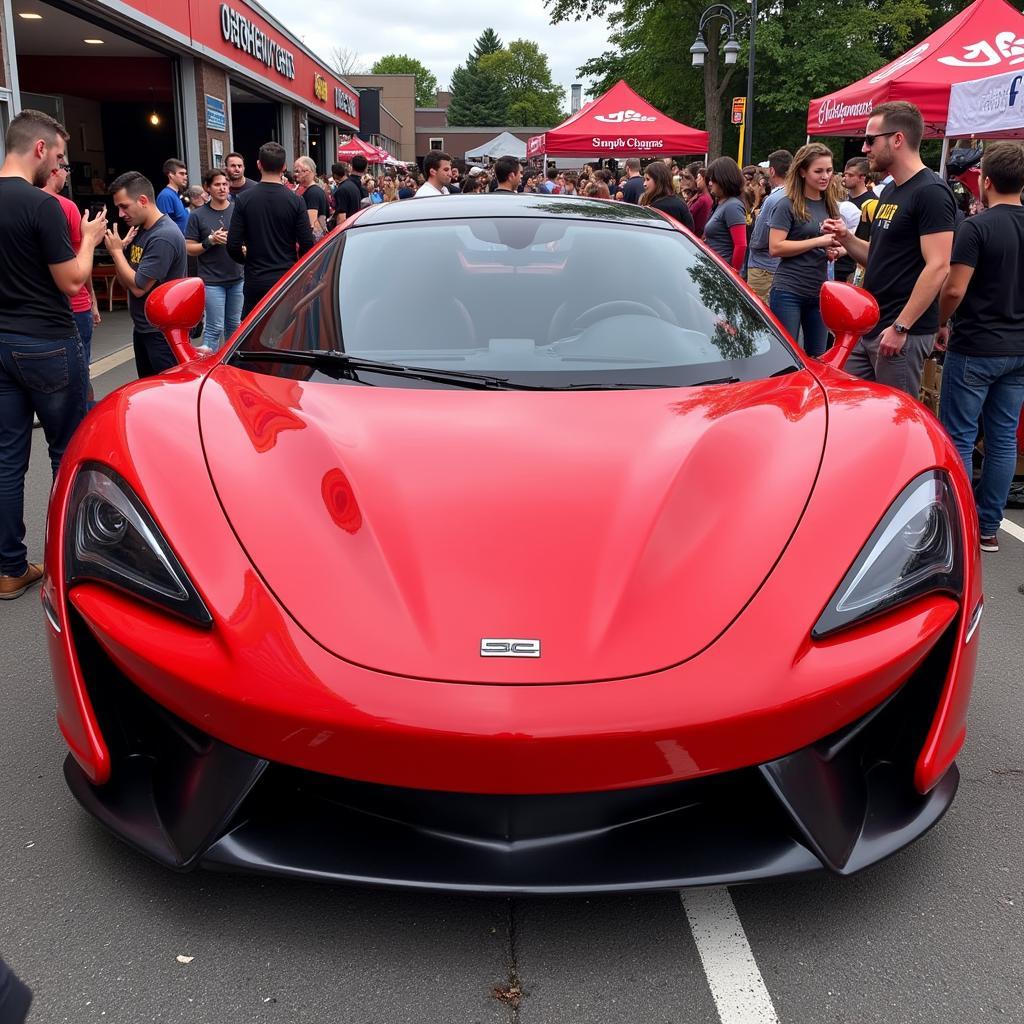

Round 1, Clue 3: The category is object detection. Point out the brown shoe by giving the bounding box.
[0,563,44,600]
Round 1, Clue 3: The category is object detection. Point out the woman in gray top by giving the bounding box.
[767,143,840,357]
[702,158,748,272]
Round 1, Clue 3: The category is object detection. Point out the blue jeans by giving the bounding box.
[0,330,86,575]
[73,310,95,408]
[939,350,1024,536]
[203,280,243,350]
[769,288,828,358]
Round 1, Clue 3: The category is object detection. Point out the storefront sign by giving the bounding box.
[335,88,356,117]
[314,74,328,102]
[220,3,295,80]
[731,97,746,125]
[205,94,227,131]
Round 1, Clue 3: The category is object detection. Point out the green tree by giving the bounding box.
[448,29,509,125]
[479,40,565,126]
[550,0,934,160]
[369,54,439,108]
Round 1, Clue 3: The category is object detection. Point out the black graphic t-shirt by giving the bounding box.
[949,204,1024,357]
[863,168,956,335]
[126,215,187,331]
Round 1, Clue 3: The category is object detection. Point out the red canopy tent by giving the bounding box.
[808,0,1024,139]
[337,136,389,162]
[527,81,708,160]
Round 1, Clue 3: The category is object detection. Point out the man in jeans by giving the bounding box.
[104,171,187,377]
[745,149,792,302]
[185,167,243,350]
[937,141,1024,554]
[824,101,955,398]
[0,109,106,599]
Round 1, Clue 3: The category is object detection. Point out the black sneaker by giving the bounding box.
[979,534,999,553]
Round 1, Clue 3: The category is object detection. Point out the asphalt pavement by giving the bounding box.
[1,349,1022,1023]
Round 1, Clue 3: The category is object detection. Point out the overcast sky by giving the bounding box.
[259,0,614,104]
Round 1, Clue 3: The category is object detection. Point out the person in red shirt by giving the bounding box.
[41,160,100,406]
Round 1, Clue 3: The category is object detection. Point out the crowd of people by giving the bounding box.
[0,98,1022,607]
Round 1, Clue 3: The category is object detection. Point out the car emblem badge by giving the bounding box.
[480,638,541,658]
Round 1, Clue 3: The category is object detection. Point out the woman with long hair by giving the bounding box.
[639,161,694,230]
[767,142,840,357]
[702,157,747,271]
[687,162,713,236]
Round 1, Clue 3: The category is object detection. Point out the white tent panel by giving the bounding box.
[947,68,1024,138]
[464,131,528,160]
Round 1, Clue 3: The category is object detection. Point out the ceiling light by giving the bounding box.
[18,11,43,18]
[83,37,104,44]
[149,112,161,126]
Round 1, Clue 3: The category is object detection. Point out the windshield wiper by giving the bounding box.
[232,349,550,390]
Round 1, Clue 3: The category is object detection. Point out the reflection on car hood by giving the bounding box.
[199,366,826,684]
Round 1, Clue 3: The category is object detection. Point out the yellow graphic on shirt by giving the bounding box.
[874,202,900,229]
[128,243,143,266]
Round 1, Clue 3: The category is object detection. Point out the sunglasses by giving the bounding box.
[863,130,899,146]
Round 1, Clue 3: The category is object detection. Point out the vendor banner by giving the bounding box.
[947,67,1024,136]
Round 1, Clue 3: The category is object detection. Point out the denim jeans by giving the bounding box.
[203,280,243,350]
[769,288,827,358]
[73,309,95,408]
[133,327,177,379]
[939,349,1024,536]
[0,330,86,575]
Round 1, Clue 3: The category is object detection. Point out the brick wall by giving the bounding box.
[194,59,229,174]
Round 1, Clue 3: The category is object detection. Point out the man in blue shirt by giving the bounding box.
[746,149,792,302]
[156,157,189,234]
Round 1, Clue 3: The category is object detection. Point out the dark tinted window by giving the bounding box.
[234,217,799,388]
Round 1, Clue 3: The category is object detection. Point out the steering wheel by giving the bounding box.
[569,300,662,333]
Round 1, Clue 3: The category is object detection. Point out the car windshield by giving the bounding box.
[232,214,799,389]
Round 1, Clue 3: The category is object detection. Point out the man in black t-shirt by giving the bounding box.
[826,101,955,397]
[227,141,314,318]
[104,171,188,378]
[0,109,106,600]
[334,154,368,223]
[294,156,329,239]
[620,159,644,204]
[937,142,1024,553]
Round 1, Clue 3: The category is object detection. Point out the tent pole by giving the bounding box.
[939,137,950,176]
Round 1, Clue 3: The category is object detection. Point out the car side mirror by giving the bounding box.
[816,282,880,371]
[144,278,207,365]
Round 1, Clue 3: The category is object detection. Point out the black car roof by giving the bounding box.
[352,193,676,229]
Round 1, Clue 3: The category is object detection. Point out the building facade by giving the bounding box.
[344,73,415,164]
[0,0,359,195]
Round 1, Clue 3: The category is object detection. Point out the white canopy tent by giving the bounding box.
[464,132,528,162]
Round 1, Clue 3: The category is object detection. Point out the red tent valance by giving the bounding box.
[337,136,389,162]
[808,0,1024,138]
[528,81,708,159]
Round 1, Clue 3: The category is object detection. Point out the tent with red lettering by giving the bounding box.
[808,0,1024,139]
[527,81,708,159]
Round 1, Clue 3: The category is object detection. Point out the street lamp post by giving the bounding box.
[690,2,756,165]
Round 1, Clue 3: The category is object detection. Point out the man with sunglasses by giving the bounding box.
[824,101,955,398]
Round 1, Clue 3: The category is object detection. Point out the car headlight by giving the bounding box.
[813,471,962,639]
[65,464,212,625]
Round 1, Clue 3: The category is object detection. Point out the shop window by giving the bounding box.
[429,137,444,151]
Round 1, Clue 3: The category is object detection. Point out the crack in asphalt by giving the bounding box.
[492,899,523,1021]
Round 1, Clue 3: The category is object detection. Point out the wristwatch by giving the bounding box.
[893,322,910,335]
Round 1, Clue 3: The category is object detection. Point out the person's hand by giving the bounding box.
[826,246,843,262]
[91,302,102,326]
[877,324,907,358]
[817,233,838,249]
[104,223,136,253]
[822,217,849,241]
[934,325,950,352]
[80,208,107,245]
[211,228,228,245]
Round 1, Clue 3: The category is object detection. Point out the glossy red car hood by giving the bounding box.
[199,366,825,683]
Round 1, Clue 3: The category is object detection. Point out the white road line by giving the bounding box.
[681,887,780,1024]
[89,346,135,380]
[1000,518,1024,545]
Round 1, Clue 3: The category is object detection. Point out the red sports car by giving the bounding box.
[45,195,982,893]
